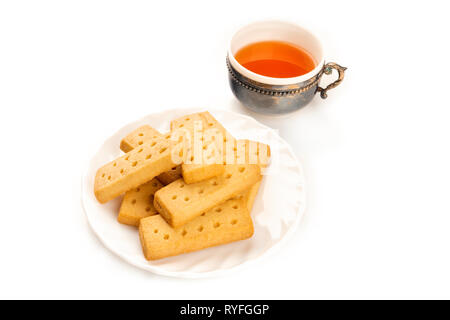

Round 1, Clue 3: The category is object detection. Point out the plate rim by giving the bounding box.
[81,107,306,278]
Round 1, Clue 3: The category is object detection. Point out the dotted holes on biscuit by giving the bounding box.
[239,167,245,173]
[172,195,177,200]
[164,234,170,240]
[215,208,222,213]
[138,133,144,137]
[231,219,238,225]
[145,207,151,212]
[159,147,167,154]
[181,230,187,237]
[198,189,204,194]
[233,205,238,209]
[214,222,220,228]
[146,154,152,160]
[132,161,138,167]
[154,229,158,234]
[184,197,189,202]
[151,141,157,147]
[198,226,204,232]
[226,174,232,179]
[131,199,136,204]
[138,141,143,145]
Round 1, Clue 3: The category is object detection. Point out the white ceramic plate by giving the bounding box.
[82,108,306,278]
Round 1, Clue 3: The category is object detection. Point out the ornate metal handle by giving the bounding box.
[317,62,347,99]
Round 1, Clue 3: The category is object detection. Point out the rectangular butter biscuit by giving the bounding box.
[154,164,261,227]
[120,125,182,185]
[229,139,271,167]
[117,178,164,226]
[157,165,183,185]
[171,112,226,184]
[173,113,270,213]
[120,125,162,153]
[241,181,261,213]
[173,113,271,182]
[225,141,270,213]
[181,163,225,185]
[139,198,253,260]
[94,136,176,203]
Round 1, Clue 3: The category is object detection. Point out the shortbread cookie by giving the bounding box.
[218,138,268,214]
[120,125,182,185]
[94,136,176,203]
[171,112,226,184]
[201,110,229,135]
[156,132,183,184]
[180,163,225,184]
[120,125,162,153]
[118,178,164,226]
[242,181,261,213]
[154,164,261,227]
[228,139,271,167]
[157,166,183,185]
[200,112,271,167]
[139,198,253,260]
[224,140,269,213]
[170,112,204,132]
[171,112,271,183]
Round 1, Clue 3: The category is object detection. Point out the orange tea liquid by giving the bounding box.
[234,40,316,78]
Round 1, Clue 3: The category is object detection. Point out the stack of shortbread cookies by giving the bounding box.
[94,112,270,260]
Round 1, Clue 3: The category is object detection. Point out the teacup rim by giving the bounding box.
[228,20,325,86]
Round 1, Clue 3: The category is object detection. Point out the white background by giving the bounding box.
[1,0,449,299]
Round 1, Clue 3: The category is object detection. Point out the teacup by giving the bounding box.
[227,20,347,115]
